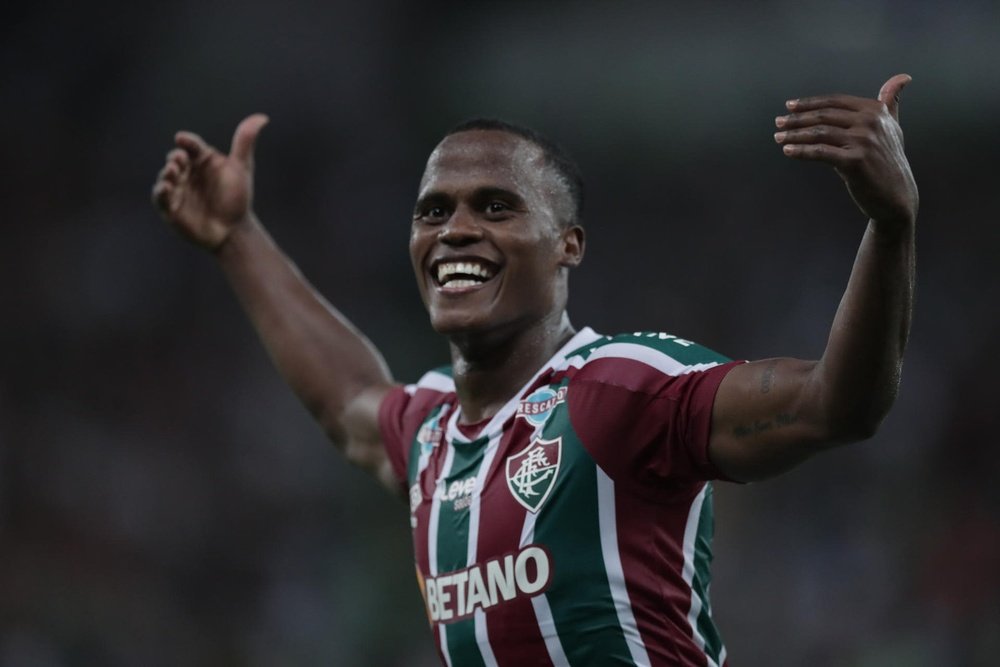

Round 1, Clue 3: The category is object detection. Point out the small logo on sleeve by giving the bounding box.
[416,412,445,456]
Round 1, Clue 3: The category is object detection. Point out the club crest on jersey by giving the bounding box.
[516,385,568,426]
[506,437,561,513]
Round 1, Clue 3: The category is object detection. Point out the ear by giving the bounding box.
[558,225,585,268]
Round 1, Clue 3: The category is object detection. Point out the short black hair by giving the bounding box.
[445,118,584,228]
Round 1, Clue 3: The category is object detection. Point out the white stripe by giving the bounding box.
[473,609,498,667]
[531,594,571,667]
[418,370,456,393]
[444,406,466,444]
[428,445,457,666]
[586,342,720,377]
[681,484,720,667]
[438,624,453,667]
[596,468,652,667]
[469,433,501,667]
[519,511,570,666]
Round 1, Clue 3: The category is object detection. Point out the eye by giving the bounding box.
[415,205,449,223]
[485,201,510,217]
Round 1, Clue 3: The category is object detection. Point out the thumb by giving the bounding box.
[229,113,270,166]
[877,73,911,122]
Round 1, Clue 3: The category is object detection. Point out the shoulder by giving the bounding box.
[380,365,455,441]
[566,331,731,377]
[406,365,455,395]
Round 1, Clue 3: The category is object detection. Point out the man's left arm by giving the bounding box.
[709,74,918,482]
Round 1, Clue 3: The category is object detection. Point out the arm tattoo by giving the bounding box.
[760,360,777,394]
[732,412,799,438]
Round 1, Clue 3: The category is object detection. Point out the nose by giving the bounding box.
[438,206,483,246]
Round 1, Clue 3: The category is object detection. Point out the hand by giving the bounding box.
[774,74,918,231]
[151,114,269,251]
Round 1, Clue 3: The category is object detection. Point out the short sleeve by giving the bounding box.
[377,369,456,491]
[567,354,743,487]
[378,385,413,490]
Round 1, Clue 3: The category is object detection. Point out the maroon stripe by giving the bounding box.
[412,462,437,657]
[376,385,411,488]
[567,358,740,487]
[613,481,707,666]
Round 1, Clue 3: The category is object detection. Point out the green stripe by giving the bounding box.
[692,483,725,662]
[430,364,454,378]
[437,438,489,667]
[444,619,483,667]
[533,399,634,664]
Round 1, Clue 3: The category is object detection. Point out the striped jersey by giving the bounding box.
[378,327,741,666]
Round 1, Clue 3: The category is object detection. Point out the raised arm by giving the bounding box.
[709,74,918,482]
[151,115,399,492]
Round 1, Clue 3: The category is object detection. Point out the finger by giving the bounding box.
[158,162,180,184]
[774,125,850,146]
[776,108,856,130]
[877,73,911,122]
[229,113,269,166]
[781,142,856,167]
[785,94,870,113]
[175,131,212,162]
[166,148,189,169]
[151,181,175,212]
[165,149,190,185]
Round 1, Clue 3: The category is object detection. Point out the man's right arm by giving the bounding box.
[151,114,399,493]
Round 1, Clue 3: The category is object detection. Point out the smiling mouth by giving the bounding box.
[432,259,500,291]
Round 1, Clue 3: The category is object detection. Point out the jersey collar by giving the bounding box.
[445,327,602,445]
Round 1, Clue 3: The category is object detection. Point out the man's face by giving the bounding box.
[409,130,582,338]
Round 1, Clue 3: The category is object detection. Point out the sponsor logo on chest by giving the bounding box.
[435,475,477,511]
[423,544,552,623]
[516,385,568,426]
[506,437,562,513]
[411,475,478,515]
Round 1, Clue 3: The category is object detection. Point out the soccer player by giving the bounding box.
[151,73,917,666]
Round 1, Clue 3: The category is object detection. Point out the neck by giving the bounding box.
[448,311,576,424]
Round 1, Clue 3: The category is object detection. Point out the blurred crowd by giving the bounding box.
[2,1,997,665]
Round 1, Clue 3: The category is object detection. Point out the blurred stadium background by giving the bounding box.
[1,0,998,664]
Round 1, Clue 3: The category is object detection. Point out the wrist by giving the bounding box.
[214,214,264,261]
[868,213,916,242]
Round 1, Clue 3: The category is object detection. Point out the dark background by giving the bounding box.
[2,1,998,665]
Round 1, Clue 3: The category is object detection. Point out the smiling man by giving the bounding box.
[152,74,917,666]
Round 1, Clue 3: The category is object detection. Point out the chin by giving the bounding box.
[428,310,492,337]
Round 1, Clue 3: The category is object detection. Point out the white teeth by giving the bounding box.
[436,261,495,285]
[447,280,478,288]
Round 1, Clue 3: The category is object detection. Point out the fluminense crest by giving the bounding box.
[505,437,562,513]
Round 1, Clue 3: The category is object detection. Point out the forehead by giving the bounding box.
[419,130,551,199]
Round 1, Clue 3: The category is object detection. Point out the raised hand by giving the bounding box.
[151,114,269,251]
[774,74,918,231]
